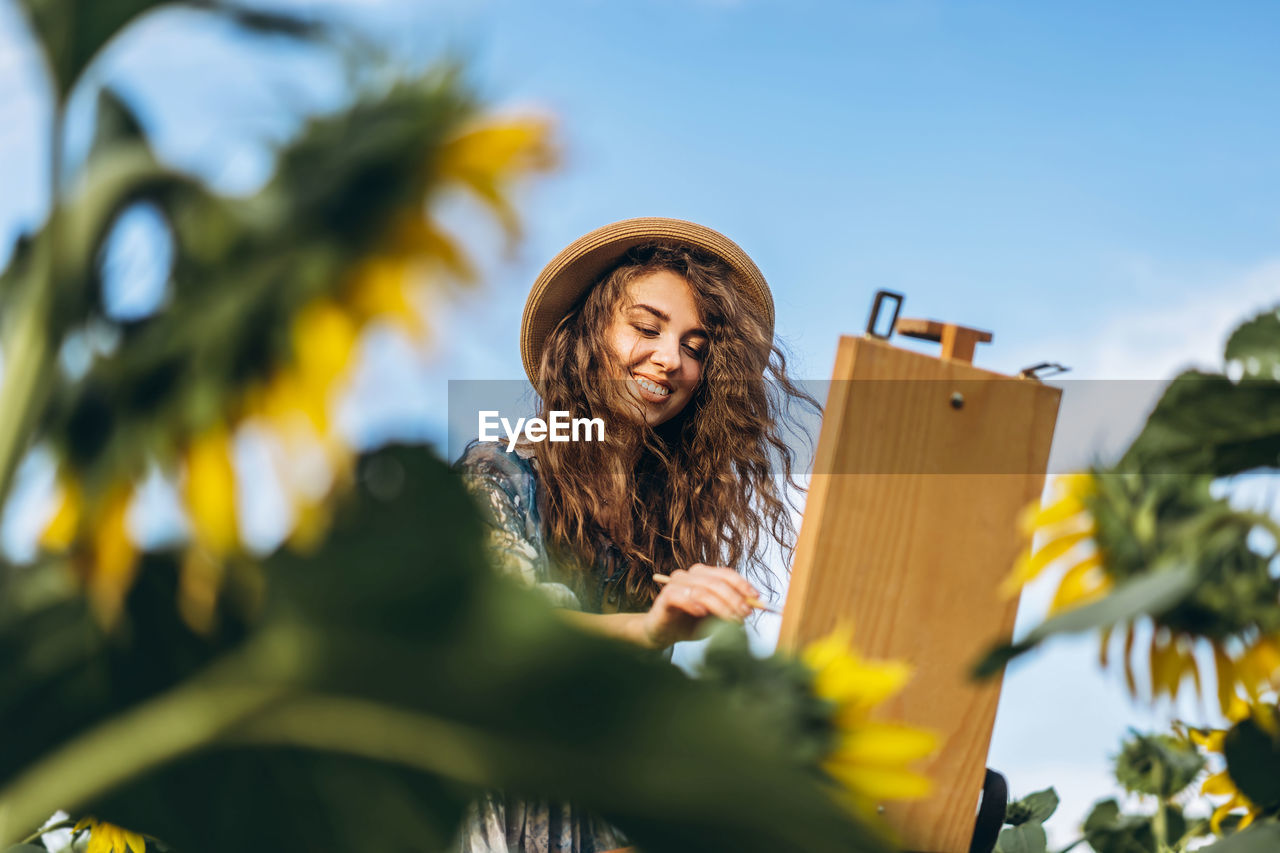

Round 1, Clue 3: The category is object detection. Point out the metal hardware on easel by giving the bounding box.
[1018,362,1070,381]
[950,392,965,410]
[865,289,904,340]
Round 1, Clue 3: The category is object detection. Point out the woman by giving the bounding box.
[454,218,818,852]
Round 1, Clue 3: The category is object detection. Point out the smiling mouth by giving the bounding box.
[631,373,672,402]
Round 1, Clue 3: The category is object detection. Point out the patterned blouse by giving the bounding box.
[452,439,634,853]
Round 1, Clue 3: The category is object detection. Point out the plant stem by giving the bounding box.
[20,816,76,844]
[0,103,64,504]
[1153,790,1169,853]
[0,657,287,843]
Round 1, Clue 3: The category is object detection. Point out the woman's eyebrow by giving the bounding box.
[628,303,670,322]
[628,304,708,336]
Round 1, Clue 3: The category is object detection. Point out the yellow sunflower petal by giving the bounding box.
[1202,770,1237,796]
[435,118,556,238]
[819,658,913,714]
[1054,472,1098,501]
[1048,553,1108,615]
[1123,623,1138,699]
[826,762,934,801]
[1000,528,1092,597]
[87,485,140,625]
[800,625,855,672]
[41,476,82,551]
[123,828,146,852]
[1210,800,1234,835]
[87,828,110,853]
[1239,636,1280,698]
[1149,635,1169,701]
[1213,642,1237,717]
[1017,490,1087,536]
[1099,624,1113,669]
[1225,695,1251,723]
[1151,632,1186,701]
[1190,728,1226,753]
[1182,642,1203,699]
[344,256,427,338]
[386,217,475,282]
[178,548,225,635]
[832,723,940,766]
[287,496,333,554]
[184,422,239,555]
[290,299,358,429]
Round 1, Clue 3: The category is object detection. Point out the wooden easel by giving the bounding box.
[777,292,1061,852]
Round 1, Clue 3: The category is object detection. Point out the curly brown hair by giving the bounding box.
[533,241,819,611]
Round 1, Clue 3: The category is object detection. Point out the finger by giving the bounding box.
[658,584,708,619]
[689,564,758,599]
[681,577,749,621]
[685,571,752,608]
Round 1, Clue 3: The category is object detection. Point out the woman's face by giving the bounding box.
[605,269,707,427]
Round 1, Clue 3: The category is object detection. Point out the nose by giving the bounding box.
[648,333,682,373]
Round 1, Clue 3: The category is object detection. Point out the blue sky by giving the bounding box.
[2,0,1279,844]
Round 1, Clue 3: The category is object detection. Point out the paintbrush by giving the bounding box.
[651,573,783,615]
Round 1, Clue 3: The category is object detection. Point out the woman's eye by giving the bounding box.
[632,324,659,337]
[685,345,706,360]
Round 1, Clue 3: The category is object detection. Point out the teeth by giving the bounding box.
[633,375,670,397]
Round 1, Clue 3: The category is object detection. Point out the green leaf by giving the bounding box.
[0,446,886,853]
[995,822,1047,853]
[1197,822,1280,853]
[89,86,146,159]
[19,0,168,99]
[17,1,319,101]
[973,565,1198,677]
[1225,305,1280,380]
[1119,370,1280,477]
[1223,717,1280,809]
[1081,799,1157,853]
[1020,788,1059,823]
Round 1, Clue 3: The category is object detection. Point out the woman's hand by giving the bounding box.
[640,564,759,649]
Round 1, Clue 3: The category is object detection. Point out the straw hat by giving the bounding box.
[520,217,774,388]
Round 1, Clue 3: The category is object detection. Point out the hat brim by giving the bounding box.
[521,217,774,389]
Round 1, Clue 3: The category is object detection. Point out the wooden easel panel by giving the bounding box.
[779,336,1060,853]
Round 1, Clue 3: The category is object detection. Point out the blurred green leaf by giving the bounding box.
[1007,788,1059,824]
[19,1,320,101]
[1223,718,1280,810]
[19,0,166,98]
[1225,305,1280,381]
[88,87,146,159]
[0,446,885,853]
[1082,799,1156,853]
[995,822,1046,853]
[1199,822,1280,853]
[973,566,1197,677]
[1119,371,1280,477]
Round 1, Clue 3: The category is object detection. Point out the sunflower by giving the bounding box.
[1006,471,1280,712]
[800,627,940,818]
[72,817,146,853]
[1187,697,1280,834]
[37,114,556,630]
